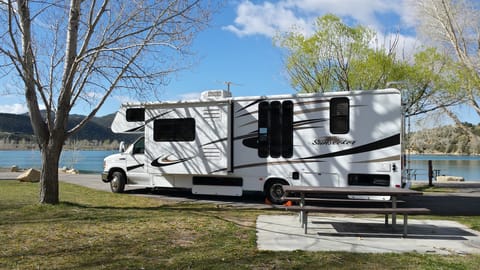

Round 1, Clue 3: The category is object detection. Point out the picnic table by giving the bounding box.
[279,186,429,237]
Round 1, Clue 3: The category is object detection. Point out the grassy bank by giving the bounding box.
[1,181,480,269]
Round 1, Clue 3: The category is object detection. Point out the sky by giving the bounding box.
[0,0,478,124]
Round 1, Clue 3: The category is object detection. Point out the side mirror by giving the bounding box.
[119,141,126,153]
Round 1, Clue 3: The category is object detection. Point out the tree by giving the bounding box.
[276,14,410,92]
[413,0,480,142]
[0,0,212,204]
[275,13,476,122]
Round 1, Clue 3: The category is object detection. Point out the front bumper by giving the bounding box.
[101,172,111,183]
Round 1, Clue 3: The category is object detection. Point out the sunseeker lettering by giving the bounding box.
[312,136,356,146]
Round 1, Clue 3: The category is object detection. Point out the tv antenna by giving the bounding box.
[223,81,242,94]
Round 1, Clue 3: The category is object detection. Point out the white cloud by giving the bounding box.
[225,0,414,38]
[0,103,29,114]
[223,1,312,37]
[224,0,422,59]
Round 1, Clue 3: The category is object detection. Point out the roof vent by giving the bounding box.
[200,90,232,100]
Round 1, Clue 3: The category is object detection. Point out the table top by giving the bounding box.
[282,186,423,196]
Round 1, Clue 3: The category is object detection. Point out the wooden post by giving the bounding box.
[428,160,433,187]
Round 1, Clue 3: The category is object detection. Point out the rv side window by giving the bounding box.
[153,118,195,142]
[258,102,270,158]
[330,97,349,134]
[282,100,294,158]
[257,100,294,158]
[270,101,282,158]
[126,108,145,122]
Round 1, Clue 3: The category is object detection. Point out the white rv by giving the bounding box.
[102,89,405,204]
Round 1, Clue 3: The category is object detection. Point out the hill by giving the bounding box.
[0,112,137,150]
[408,123,480,155]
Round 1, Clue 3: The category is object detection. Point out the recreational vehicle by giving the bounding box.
[102,89,405,204]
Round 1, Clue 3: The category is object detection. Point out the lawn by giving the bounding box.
[1,180,480,269]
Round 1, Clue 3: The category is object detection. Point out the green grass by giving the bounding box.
[1,180,480,269]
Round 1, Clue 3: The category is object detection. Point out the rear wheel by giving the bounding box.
[110,171,126,193]
[266,180,288,204]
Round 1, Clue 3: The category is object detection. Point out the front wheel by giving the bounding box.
[110,171,126,193]
[266,180,287,205]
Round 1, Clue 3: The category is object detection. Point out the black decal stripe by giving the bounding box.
[201,137,227,147]
[234,159,324,170]
[211,168,229,173]
[125,125,145,132]
[235,99,265,114]
[127,164,144,171]
[294,119,327,126]
[295,126,324,130]
[304,134,400,160]
[151,156,194,167]
[296,99,329,107]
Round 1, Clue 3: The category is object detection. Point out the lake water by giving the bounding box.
[0,150,116,174]
[408,155,480,181]
[0,150,479,180]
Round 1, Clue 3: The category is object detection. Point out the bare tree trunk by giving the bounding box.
[1,0,212,204]
[39,144,62,204]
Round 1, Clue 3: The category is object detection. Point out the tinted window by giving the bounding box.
[330,97,349,134]
[154,118,195,141]
[126,108,145,122]
[257,100,294,158]
[281,100,294,158]
[258,101,270,158]
[269,101,282,158]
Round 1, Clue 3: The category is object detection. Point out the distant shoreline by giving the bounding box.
[0,145,118,151]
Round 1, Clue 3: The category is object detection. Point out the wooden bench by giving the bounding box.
[274,205,430,237]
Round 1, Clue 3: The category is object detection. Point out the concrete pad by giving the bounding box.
[257,215,480,254]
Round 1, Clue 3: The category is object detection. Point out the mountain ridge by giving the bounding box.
[0,112,137,149]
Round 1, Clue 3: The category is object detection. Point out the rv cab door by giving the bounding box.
[125,137,150,185]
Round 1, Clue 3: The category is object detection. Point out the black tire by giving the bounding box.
[266,180,287,205]
[110,171,126,193]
